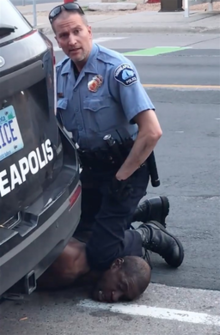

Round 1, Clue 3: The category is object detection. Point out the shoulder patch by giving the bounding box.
[114,64,137,86]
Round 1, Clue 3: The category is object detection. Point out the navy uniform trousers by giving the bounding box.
[79,164,150,271]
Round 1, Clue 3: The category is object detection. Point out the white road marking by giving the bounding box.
[53,36,127,52]
[78,300,220,327]
[93,37,128,43]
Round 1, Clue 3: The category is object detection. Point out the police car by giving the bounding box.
[0,0,81,297]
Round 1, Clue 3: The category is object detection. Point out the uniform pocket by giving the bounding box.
[83,97,119,132]
[83,98,110,113]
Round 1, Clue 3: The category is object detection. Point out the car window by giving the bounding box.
[0,0,32,45]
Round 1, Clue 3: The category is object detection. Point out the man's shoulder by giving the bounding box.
[96,44,134,69]
[56,55,70,72]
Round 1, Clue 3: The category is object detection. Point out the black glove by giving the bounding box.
[108,176,133,201]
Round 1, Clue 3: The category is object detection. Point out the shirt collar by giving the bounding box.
[61,43,99,76]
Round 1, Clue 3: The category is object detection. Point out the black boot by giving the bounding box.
[132,196,170,228]
[136,220,184,268]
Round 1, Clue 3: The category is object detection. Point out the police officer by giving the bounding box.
[48,3,184,271]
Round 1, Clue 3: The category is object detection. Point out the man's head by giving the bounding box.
[92,256,151,303]
[49,3,92,68]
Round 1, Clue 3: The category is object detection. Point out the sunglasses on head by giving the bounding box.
[48,3,85,23]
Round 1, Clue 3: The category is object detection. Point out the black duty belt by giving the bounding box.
[77,148,122,172]
[76,134,160,187]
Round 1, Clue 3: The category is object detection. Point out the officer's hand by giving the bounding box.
[108,176,133,201]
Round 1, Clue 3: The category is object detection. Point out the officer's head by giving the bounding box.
[49,3,92,67]
[92,256,151,303]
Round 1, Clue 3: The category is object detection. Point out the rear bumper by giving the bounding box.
[0,180,81,296]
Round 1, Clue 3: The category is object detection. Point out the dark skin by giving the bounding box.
[37,237,151,303]
[92,257,150,302]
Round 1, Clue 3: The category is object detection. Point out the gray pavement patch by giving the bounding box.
[159,48,220,56]
[0,284,219,335]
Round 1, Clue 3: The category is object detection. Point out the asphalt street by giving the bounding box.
[0,33,220,335]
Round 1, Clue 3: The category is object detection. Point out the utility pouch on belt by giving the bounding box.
[77,147,119,173]
[103,134,160,188]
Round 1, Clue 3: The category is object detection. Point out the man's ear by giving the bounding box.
[111,258,125,269]
[88,25,92,38]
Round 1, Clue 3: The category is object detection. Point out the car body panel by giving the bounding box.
[0,0,81,296]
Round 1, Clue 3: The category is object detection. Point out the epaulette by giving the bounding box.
[96,44,131,68]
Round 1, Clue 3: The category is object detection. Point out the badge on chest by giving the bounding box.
[88,75,103,93]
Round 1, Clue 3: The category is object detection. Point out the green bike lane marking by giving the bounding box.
[123,46,191,56]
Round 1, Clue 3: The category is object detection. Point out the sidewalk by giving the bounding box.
[17,1,220,34]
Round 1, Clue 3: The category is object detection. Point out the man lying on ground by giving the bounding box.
[37,220,183,303]
[38,236,151,303]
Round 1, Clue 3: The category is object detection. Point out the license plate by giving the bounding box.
[0,105,24,161]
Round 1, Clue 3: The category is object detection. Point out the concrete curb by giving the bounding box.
[39,25,220,35]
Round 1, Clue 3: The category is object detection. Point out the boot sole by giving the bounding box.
[147,220,184,268]
[159,196,170,228]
